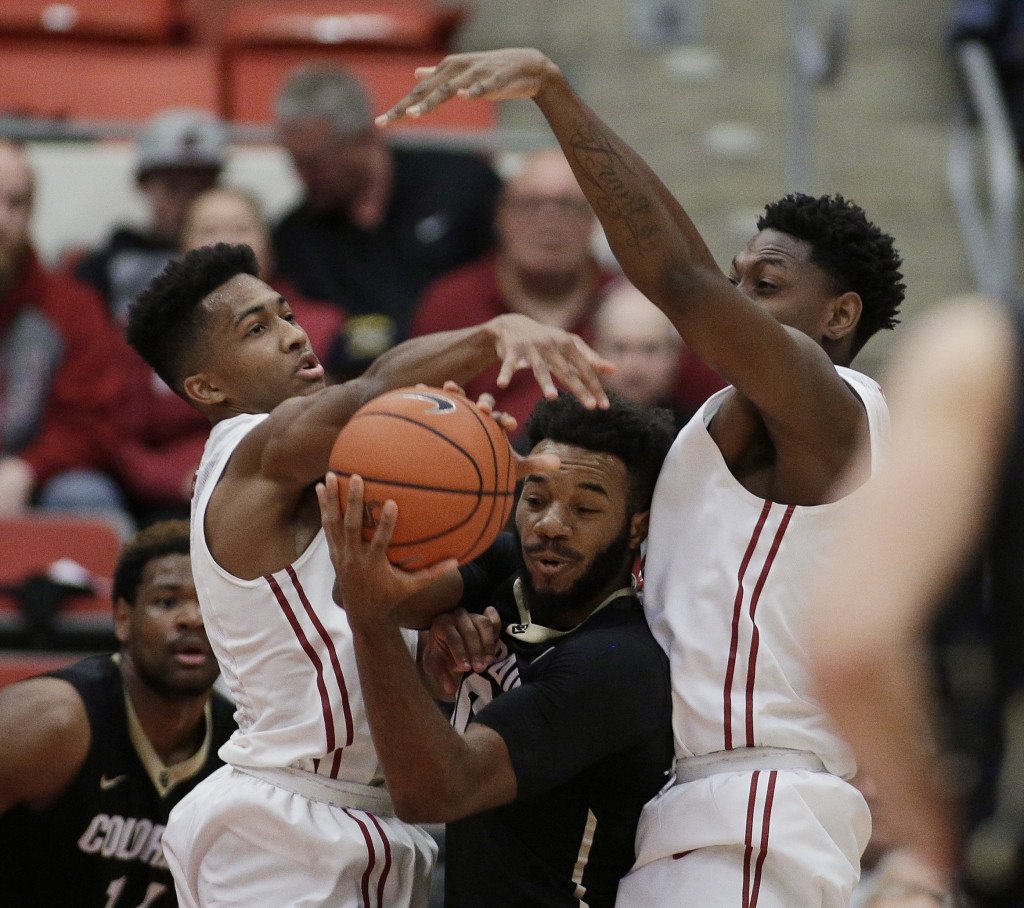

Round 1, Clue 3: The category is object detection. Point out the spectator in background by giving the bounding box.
[113,187,345,522]
[0,520,235,907]
[592,279,695,428]
[0,141,127,530]
[412,148,614,443]
[273,64,500,378]
[76,109,228,324]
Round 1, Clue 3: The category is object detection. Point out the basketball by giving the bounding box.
[329,386,516,568]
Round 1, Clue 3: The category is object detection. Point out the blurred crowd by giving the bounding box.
[0,62,722,539]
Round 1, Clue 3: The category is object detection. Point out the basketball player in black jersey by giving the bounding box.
[0,521,235,907]
[318,393,677,907]
[813,295,1024,905]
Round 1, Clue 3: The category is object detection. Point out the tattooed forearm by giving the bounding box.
[568,122,661,253]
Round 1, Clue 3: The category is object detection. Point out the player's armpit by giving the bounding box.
[0,678,90,813]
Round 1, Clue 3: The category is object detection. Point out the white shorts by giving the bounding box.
[163,765,437,908]
[616,769,870,907]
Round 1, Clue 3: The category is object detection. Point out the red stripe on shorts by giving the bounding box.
[724,501,772,749]
[344,809,377,907]
[266,574,336,752]
[287,566,355,749]
[741,770,761,908]
[366,811,393,907]
[749,770,778,908]
[744,505,795,747]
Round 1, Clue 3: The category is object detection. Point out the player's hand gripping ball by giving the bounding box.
[329,387,516,568]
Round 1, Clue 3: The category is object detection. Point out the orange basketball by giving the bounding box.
[329,387,516,568]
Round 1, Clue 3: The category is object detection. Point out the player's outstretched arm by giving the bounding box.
[379,50,863,452]
[811,297,1015,880]
[242,313,611,491]
[0,678,91,814]
[317,474,519,822]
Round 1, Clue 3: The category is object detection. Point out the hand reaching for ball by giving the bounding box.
[317,473,458,624]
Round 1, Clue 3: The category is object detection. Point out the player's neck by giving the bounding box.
[119,661,209,765]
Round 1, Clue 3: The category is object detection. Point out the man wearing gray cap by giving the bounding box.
[76,108,228,325]
[272,64,500,379]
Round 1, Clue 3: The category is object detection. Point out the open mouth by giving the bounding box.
[170,643,212,669]
[528,553,576,579]
[296,352,325,381]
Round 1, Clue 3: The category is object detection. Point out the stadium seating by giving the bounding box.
[0,0,184,43]
[0,650,79,687]
[0,516,119,645]
[0,39,221,120]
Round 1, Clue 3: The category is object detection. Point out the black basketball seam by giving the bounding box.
[459,403,502,562]
[347,410,485,490]
[330,470,514,497]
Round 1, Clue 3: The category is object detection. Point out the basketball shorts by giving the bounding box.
[615,769,871,907]
[163,765,436,908]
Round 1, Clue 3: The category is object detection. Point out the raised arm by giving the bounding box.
[233,312,611,492]
[378,50,863,449]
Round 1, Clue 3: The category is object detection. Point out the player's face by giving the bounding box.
[115,552,220,697]
[193,273,325,413]
[729,229,843,342]
[516,442,638,607]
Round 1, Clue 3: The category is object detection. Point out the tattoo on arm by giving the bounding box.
[568,122,660,253]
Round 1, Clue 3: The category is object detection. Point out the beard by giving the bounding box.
[130,648,218,699]
[514,517,635,626]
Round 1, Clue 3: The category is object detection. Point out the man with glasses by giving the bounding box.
[412,147,615,444]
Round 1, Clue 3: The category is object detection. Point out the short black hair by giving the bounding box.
[757,193,905,355]
[525,392,677,513]
[112,520,190,606]
[126,242,259,395]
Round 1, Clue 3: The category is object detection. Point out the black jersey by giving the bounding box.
[0,655,235,907]
[445,534,673,908]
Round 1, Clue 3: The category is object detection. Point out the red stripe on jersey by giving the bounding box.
[330,748,344,779]
[744,505,795,747]
[266,574,336,753]
[749,770,778,908]
[344,809,376,907]
[366,811,393,907]
[741,770,760,908]
[287,566,355,747]
[724,501,772,749]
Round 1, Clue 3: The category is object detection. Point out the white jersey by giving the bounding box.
[191,412,418,786]
[643,367,888,777]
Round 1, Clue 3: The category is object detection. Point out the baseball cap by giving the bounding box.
[136,109,229,177]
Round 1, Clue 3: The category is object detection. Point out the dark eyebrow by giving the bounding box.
[523,474,548,486]
[578,482,610,499]
[234,302,268,328]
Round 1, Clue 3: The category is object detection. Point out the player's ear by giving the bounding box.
[825,291,862,342]
[182,371,227,409]
[113,597,132,646]
[629,510,650,549]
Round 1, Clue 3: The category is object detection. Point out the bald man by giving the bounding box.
[412,147,616,439]
[0,141,124,524]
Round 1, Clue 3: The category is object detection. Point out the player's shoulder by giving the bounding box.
[0,675,90,744]
[558,600,668,670]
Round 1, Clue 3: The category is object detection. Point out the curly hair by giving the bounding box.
[757,193,905,355]
[112,520,190,606]
[525,392,677,513]
[126,243,259,396]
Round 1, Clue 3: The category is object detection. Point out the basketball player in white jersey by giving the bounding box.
[122,241,613,906]
[380,50,906,905]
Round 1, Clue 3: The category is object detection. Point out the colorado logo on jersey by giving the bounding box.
[451,640,519,734]
[77,814,168,868]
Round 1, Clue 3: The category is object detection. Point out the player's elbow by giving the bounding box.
[391,782,464,824]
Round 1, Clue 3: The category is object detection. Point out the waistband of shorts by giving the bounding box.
[233,765,395,817]
[673,747,827,784]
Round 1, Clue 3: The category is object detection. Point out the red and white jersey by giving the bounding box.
[643,367,889,777]
[191,412,418,786]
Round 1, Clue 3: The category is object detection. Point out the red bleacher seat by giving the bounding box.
[0,651,79,688]
[0,39,221,120]
[0,0,183,43]
[0,516,120,637]
[222,0,465,52]
[226,46,496,132]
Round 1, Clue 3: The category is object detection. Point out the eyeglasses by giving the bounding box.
[501,194,593,218]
